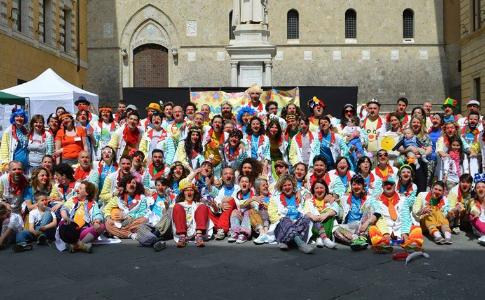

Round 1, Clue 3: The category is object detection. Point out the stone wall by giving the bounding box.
[86,0,458,111]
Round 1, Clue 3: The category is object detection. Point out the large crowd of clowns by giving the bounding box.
[1,83,485,256]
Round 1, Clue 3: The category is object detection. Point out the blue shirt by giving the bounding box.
[251,134,259,158]
[319,133,334,169]
[150,195,166,217]
[346,195,363,223]
[284,195,300,221]
[223,185,235,197]
[428,128,441,161]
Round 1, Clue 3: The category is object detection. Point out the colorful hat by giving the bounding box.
[474,173,485,184]
[245,84,263,94]
[442,97,458,109]
[126,104,138,111]
[178,178,195,191]
[9,107,28,124]
[383,176,396,185]
[145,102,162,113]
[307,96,325,109]
[236,106,257,124]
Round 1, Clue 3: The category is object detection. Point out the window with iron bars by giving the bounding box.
[403,9,414,39]
[287,10,299,39]
[345,9,357,39]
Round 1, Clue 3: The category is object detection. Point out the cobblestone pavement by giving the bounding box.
[1,233,484,299]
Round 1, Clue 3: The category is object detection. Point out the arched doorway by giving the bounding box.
[133,44,168,87]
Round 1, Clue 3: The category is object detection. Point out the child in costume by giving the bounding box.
[442,137,464,192]
[393,127,428,169]
[412,181,452,245]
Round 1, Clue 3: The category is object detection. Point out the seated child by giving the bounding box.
[15,193,57,252]
[342,117,366,169]
[0,202,24,250]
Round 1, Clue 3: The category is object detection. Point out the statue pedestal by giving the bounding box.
[226,24,276,87]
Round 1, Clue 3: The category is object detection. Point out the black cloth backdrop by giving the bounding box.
[122,86,358,119]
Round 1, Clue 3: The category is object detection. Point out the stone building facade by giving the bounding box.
[0,0,88,89]
[87,0,460,111]
[460,0,485,113]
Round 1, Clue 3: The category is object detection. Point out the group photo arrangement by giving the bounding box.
[1,84,485,257]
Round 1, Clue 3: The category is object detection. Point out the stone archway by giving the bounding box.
[120,4,179,87]
[133,44,169,87]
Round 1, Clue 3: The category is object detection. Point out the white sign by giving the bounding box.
[187,51,196,62]
[216,51,225,61]
[275,51,284,61]
[419,50,428,60]
[333,50,342,61]
[186,21,197,37]
[391,49,399,61]
[304,50,312,61]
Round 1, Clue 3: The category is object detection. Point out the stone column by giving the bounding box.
[230,61,238,87]
[264,61,272,86]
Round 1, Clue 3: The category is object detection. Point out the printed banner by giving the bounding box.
[190,87,300,115]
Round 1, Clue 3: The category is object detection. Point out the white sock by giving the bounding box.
[444,231,452,239]
[433,231,442,238]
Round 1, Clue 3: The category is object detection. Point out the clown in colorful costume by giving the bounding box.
[368,177,423,252]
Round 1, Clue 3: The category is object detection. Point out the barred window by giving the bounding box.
[287,9,299,39]
[345,9,357,39]
[403,9,414,39]
[229,11,235,40]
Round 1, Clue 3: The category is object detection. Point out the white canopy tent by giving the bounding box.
[1,68,98,120]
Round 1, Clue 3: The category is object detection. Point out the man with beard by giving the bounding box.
[73,151,99,187]
[167,105,187,146]
[220,101,235,123]
[0,161,30,214]
[265,101,287,131]
[461,112,481,175]
[99,155,135,204]
[458,100,482,130]
[143,149,170,192]
[108,111,143,161]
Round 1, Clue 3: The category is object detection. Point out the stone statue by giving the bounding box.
[233,0,268,26]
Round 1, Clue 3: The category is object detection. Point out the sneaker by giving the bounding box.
[279,243,289,250]
[350,236,368,251]
[37,234,47,245]
[227,233,238,243]
[176,235,187,248]
[215,229,226,240]
[130,233,138,241]
[253,234,266,245]
[451,227,461,235]
[297,243,315,254]
[434,236,445,245]
[323,238,336,249]
[478,236,485,246]
[316,237,324,248]
[443,238,453,245]
[195,235,205,248]
[14,242,33,253]
[236,234,248,244]
[153,241,167,252]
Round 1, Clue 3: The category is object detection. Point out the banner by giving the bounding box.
[190,87,300,115]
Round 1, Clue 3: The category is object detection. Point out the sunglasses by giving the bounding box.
[383,182,395,186]
[378,152,388,157]
[345,110,353,113]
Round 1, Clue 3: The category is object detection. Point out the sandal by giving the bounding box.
[176,235,187,248]
[195,234,205,248]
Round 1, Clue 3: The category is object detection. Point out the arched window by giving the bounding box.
[229,10,235,40]
[403,9,414,39]
[345,9,357,39]
[287,9,299,39]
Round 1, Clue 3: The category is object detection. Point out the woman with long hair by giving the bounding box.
[174,126,204,171]
[103,174,149,239]
[167,161,190,197]
[220,129,247,170]
[27,115,54,171]
[23,167,53,212]
[237,157,263,185]
[245,116,270,176]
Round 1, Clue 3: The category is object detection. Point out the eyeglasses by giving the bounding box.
[378,152,388,157]
[345,110,353,113]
